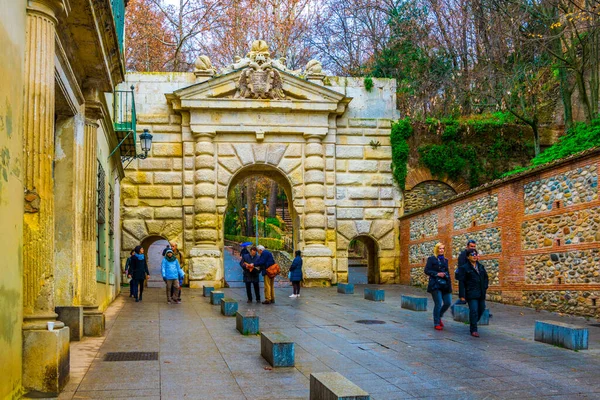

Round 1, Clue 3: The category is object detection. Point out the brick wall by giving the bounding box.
[400,149,600,317]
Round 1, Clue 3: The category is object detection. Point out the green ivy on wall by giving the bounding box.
[390,118,412,189]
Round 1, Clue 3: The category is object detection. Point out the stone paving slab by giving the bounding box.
[60,285,600,399]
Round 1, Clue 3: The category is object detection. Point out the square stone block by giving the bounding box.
[534,320,589,351]
[261,332,295,367]
[83,311,105,337]
[236,312,259,335]
[337,283,354,294]
[203,286,215,297]
[364,288,384,301]
[220,298,238,316]
[310,372,370,400]
[401,295,427,311]
[210,291,224,305]
[55,306,83,341]
[23,326,70,395]
[453,305,489,325]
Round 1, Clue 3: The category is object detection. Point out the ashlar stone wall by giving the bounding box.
[400,150,600,318]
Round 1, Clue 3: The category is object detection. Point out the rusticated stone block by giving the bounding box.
[23,326,70,394]
[364,288,384,301]
[310,372,370,400]
[534,320,588,350]
[220,298,238,316]
[401,295,427,311]
[337,283,354,294]
[261,332,295,367]
[203,285,214,297]
[453,305,489,325]
[236,312,259,335]
[55,306,83,341]
[210,291,224,305]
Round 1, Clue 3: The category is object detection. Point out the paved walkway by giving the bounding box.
[60,285,600,399]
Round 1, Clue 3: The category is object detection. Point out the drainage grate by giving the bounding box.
[104,352,158,362]
[355,320,386,325]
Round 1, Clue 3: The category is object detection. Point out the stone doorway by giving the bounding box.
[348,236,380,284]
[142,236,169,288]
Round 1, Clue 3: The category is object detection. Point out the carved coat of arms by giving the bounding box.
[234,40,286,100]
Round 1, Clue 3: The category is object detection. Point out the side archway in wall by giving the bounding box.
[346,234,380,284]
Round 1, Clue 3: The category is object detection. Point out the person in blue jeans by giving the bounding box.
[424,243,452,330]
[456,249,489,337]
[451,240,477,315]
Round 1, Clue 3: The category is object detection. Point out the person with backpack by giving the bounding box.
[255,245,279,304]
[424,243,452,331]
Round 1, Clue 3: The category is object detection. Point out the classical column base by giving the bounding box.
[23,326,70,396]
[83,307,105,337]
[188,247,222,289]
[55,306,83,341]
[302,245,333,286]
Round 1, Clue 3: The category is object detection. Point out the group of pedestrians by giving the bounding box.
[124,241,185,304]
[239,244,303,304]
[424,239,489,337]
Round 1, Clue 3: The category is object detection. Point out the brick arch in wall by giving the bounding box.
[403,167,469,214]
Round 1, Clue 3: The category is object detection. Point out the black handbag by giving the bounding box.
[435,277,448,289]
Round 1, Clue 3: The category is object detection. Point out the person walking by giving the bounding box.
[452,239,477,315]
[424,243,452,330]
[240,246,261,303]
[456,249,489,337]
[256,245,277,304]
[289,250,303,298]
[128,246,149,302]
[161,248,184,304]
[124,250,135,297]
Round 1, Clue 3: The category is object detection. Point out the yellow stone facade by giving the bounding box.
[121,49,402,289]
[1,0,128,397]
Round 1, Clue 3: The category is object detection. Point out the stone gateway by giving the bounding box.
[120,41,401,288]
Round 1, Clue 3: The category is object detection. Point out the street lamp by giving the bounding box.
[138,129,153,159]
[262,198,267,237]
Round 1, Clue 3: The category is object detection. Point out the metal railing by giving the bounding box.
[111,0,126,55]
[110,86,137,162]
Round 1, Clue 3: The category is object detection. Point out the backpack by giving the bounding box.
[266,263,281,278]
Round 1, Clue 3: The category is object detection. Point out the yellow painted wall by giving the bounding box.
[0,1,25,398]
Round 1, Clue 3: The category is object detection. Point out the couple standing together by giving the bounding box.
[424,240,489,337]
[240,245,303,304]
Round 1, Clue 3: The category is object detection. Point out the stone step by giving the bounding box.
[220,298,238,316]
[310,372,370,400]
[401,295,428,311]
[534,320,589,351]
[203,286,214,297]
[337,283,354,294]
[236,312,260,335]
[364,288,385,301]
[261,331,295,367]
[210,291,224,305]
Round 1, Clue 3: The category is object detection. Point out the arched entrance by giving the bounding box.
[348,235,380,284]
[141,235,169,288]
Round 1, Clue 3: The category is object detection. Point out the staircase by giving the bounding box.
[276,207,292,228]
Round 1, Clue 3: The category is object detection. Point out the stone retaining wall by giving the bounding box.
[400,150,600,317]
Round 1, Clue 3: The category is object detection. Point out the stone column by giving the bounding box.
[188,132,222,288]
[302,135,333,285]
[81,105,105,336]
[22,0,70,394]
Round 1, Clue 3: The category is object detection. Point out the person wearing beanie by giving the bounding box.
[424,243,452,330]
[128,245,149,302]
[162,248,185,304]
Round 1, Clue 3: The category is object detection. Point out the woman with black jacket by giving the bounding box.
[424,243,452,330]
[455,249,489,337]
[128,245,150,302]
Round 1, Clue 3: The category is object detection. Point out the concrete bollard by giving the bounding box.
[400,295,427,311]
[364,288,385,301]
[220,298,238,316]
[210,291,224,305]
[310,372,370,400]
[203,286,214,297]
[337,283,355,294]
[453,304,489,325]
[236,312,259,335]
[261,332,295,367]
[534,320,588,351]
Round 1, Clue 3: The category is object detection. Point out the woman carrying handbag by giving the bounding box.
[424,243,452,330]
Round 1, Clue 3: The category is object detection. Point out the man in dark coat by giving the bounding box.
[255,245,276,304]
[452,239,477,315]
[455,249,489,337]
[240,246,261,303]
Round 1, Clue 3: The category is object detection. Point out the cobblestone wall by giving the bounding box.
[404,181,456,214]
[453,194,498,230]
[525,249,600,284]
[521,207,600,249]
[409,214,438,241]
[409,240,438,264]
[523,164,598,214]
[451,228,502,259]
[400,151,600,318]
[410,266,428,288]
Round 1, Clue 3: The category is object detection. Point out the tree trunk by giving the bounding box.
[244,184,256,236]
[268,182,278,218]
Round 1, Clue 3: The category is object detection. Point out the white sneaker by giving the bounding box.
[289,294,296,298]
[296,294,300,298]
